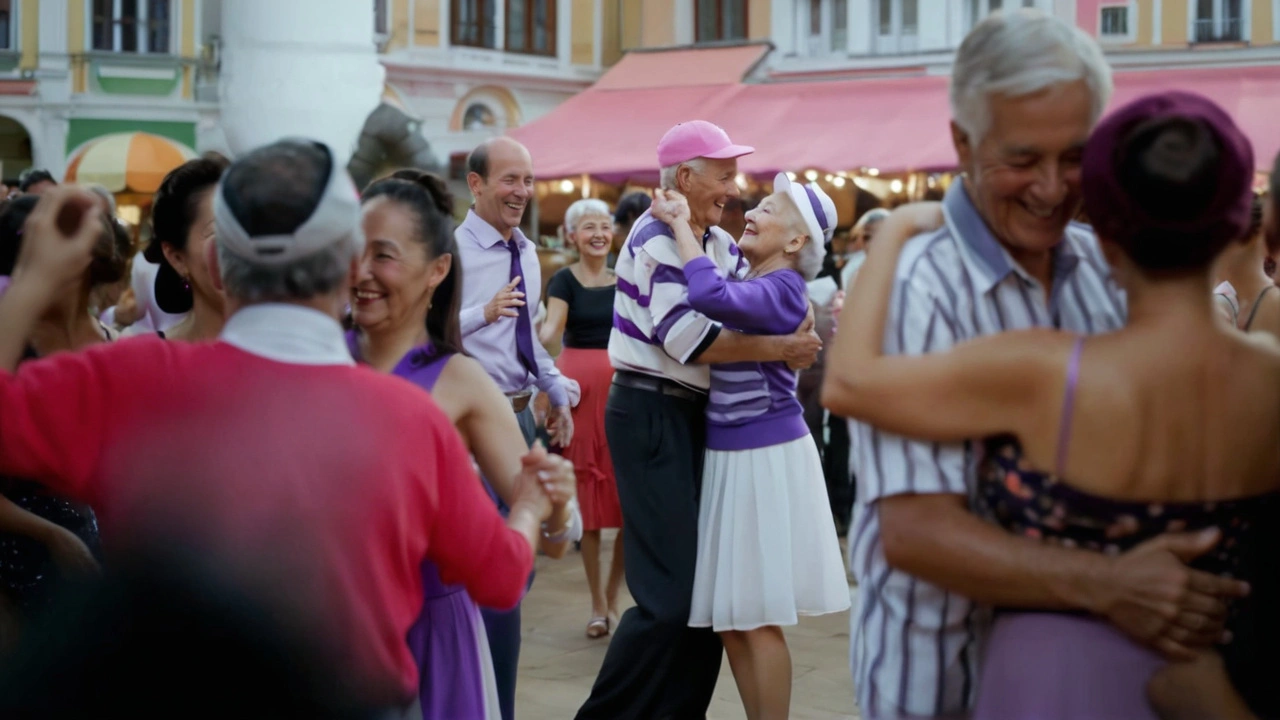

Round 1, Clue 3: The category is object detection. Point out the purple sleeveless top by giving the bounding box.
[346,331,494,720]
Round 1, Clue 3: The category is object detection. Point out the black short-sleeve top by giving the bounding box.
[546,267,615,350]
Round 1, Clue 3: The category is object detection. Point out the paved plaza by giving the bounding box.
[516,530,860,719]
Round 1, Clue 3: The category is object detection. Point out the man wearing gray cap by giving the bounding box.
[0,138,569,715]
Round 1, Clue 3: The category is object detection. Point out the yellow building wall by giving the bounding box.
[181,0,195,98]
[1253,0,1274,44]
[1134,0,1152,47]
[641,0,676,47]
[571,0,595,64]
[602,0,622,65]
[68,0,86,93]
[19,0,37,70]
[620,0,643,50]
[415,0,440,46]
[388,0,411,50]
[1162,0,1188,45]
[748,0,770,39]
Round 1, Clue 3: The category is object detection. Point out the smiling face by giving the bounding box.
[740,192,808,270]
[953,80,1093,263]
[468,138,534,239]
[678,157,741,231]
[352,196,450,337]
[162,188,223,311]
[571,213,613,260]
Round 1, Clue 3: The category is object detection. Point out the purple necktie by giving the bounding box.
[506,238,538,378]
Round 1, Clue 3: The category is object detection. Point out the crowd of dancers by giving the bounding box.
[0,5,1278,720]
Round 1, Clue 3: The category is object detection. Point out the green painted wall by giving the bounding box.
[66,119,196,154]
[93,61,182,96]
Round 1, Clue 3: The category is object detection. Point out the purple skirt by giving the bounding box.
[974,612,1162,720]
[406,560,498,720]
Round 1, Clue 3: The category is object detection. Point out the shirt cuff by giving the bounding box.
[686,323,722,363]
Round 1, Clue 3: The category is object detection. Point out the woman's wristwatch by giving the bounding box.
[540,500,583,544]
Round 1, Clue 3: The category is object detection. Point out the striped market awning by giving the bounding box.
[64,132,198,194]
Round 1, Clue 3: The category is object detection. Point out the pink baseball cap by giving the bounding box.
[656,120,754,167]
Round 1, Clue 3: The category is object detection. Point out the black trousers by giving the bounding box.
[575,384,723,720]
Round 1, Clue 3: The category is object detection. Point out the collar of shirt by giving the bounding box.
[220,303,354,366]
[943,181,1082,295]
[459,208,530,251]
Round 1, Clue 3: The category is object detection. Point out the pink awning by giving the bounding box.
[510,55,1280,181]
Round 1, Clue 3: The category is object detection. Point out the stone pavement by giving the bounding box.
[516,530,860,719]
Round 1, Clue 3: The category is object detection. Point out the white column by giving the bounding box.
[35,0,72,105]
[918,0,950,50]
[771,0,795,55]
[557,0,570,66]
[218,0,384,164]
[947,0,968,47]
[674,0,694,45]
[1152,0,1162,45]
[848,0,872,53]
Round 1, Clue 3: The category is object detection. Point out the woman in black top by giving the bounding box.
[540,198,626,639]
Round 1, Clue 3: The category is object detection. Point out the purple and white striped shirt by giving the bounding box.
[683,256,809,451]
[608,210,747,391]
[849,182,1126,718]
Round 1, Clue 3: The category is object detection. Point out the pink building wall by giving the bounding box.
[1077,0,1128,36]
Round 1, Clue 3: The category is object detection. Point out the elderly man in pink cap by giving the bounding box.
[575,121,820,720]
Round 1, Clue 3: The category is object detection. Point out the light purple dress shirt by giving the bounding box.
[457,209,570,408]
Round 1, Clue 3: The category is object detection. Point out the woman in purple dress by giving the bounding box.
[346,170,581,719]
[824,93,1280,718]
[650,175,850,720]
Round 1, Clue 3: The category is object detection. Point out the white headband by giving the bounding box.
[213,140,365,266]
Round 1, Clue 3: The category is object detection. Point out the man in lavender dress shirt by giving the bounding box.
[457,136,575,450]
[455,136,576,720]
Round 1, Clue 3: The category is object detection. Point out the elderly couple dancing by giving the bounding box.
[577,8,1280,720]
[564,116,851,720]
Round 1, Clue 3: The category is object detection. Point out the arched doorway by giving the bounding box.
[0,115,33,187]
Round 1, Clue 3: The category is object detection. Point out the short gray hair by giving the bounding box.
[217,237,358,304]
[564,198,612,234]
[951,8,1113,143]
[659,158,708,191]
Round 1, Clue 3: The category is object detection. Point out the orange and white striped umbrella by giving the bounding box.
[64,132,198,194]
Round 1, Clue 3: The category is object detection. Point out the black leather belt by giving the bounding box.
[612,370,706,403]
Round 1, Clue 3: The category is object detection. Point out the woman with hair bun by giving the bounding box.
[347,169,580,720]
[825,92,1280,717]
[140,152,231,341]
[0,192,125,638]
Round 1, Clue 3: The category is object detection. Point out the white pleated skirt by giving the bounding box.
[689,435,851,632]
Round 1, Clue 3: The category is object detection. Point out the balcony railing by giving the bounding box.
[1194,17,1243,43]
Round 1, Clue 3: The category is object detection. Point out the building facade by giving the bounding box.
[0,0,216,182]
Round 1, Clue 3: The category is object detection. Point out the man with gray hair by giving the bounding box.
[838,10,1241,717]
[0,139,568,716]
[576,120,821,720]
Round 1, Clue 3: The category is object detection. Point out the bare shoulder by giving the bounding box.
[1240,328,1280,360]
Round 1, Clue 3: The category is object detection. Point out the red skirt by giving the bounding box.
[557,347,622,531]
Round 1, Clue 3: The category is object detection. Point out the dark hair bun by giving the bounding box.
[1113,116,1230,271]
[385,169,454,217]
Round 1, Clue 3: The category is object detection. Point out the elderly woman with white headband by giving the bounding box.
[539,198,626,639]
[649,176,850,720]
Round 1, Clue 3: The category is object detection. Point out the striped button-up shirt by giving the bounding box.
[849,182,1126,718]
[609,210,747,390]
